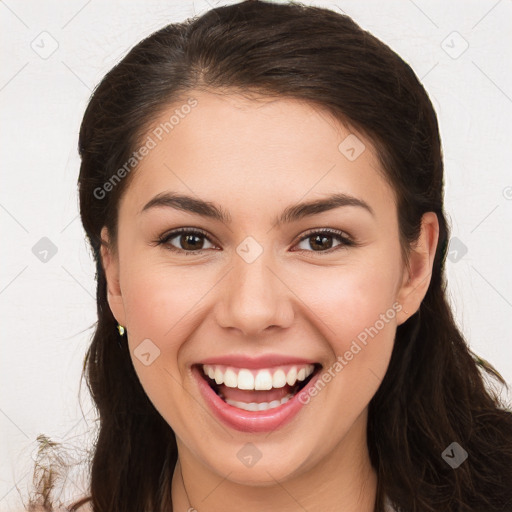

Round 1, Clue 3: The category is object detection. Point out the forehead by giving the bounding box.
[119,90,395,221]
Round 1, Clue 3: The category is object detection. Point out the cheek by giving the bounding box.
[296,252,401,347]
[300,252,401,412]
[119,264,203,427]
[121,260,209,342]
[291,250,402,417]
[316,260,402,404]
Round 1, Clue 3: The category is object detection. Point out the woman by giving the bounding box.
[26,1,512,511]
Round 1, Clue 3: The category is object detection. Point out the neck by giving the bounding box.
[171,411,378,512]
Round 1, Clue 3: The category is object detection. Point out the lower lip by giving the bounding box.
[193,365,321,433]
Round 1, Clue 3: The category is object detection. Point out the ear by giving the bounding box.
[100,226,127,327]
[396,212,439,325]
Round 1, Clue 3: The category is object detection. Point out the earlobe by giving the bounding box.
[396,212,439,325]
[100,226,127,327]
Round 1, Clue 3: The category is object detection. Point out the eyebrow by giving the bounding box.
[140,191,374,227]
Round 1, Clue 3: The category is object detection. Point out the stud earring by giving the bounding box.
[117,324,125,336]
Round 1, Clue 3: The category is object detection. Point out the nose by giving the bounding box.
[215,243,294,337]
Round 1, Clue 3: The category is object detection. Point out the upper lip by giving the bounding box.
[196,354,320,369]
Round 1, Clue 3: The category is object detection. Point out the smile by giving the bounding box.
[201,363,317,411]
[193,359,323,432]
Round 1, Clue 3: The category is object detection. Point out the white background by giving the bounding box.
[1,1,511,510]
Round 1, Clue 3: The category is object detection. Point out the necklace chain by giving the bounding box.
[180,462,196,511]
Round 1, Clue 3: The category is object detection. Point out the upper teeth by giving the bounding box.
[201,364,315,390]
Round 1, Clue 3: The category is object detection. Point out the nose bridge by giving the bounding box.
[217,236,293,335]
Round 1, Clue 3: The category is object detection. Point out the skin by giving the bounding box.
[100,90,439,512]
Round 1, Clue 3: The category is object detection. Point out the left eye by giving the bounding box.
[156,228,354,254]
[293,229,354,253]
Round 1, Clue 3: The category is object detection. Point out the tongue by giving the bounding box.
[218,384,294,403]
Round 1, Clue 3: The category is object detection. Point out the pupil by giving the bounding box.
[182,234,202,250]
[311,234,332,251]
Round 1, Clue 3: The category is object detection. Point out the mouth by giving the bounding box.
[194,362,323,412]
[192,363,322,432]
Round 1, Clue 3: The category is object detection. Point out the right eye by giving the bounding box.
[156,228,218,254]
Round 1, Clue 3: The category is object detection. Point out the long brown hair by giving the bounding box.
[25,1,512,511]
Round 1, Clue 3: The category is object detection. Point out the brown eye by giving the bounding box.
[158,228,216,253]
[294,229,354,253]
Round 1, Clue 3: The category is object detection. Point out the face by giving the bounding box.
[101,90,437,486]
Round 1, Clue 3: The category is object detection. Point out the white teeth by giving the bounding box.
[202,363,316,391]
[237,369,254,390]
[239,401,259,411]
[214,367,224,385]
[225,394,293,411]
[286,366,297,386]
[224,368,238,388]
[272,369,287,388]
[254,370,273,390]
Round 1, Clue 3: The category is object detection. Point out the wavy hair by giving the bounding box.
[25,1,512,511]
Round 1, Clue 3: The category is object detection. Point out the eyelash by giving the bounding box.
[154,227,356,256]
